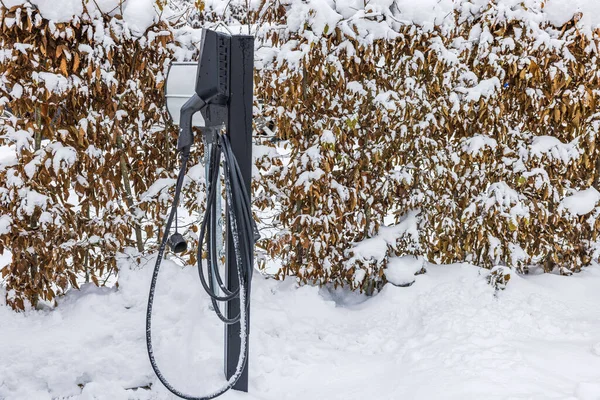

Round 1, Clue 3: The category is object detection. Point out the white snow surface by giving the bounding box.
[461,134,497,155]
[0,145,17,169]
[348,210,419,265]
[0,215,11,236]
[2,258,600,400]
[3,0,158,35]
[529,135,581,164]
[5,0,600,36]
[560,187,600,216]
[390,0,600,31]
[384,255,425,286]
[123,0,157,36]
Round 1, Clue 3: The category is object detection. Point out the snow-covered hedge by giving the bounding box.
[244,0,600,291]
[3,0,600,309]
[0,0,188,309]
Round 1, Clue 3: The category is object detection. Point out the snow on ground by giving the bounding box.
[1,256,600,400]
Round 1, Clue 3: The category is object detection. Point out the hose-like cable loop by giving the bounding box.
[146,133,254,399]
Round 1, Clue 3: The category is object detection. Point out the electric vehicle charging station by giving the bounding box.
[146,29,256,399]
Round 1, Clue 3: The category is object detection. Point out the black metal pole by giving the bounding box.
[225,34,254,392]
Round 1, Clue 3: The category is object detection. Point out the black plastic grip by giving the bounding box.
[178,94,207,152]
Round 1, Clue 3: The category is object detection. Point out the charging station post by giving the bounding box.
[225,34,254,392]
[152,28,256,399]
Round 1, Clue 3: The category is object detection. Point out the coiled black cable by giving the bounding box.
[146,132,257,400]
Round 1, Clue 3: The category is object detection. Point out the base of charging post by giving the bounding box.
[225,34,254,392]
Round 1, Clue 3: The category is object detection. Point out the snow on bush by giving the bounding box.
[0,1,190,310]
[240,0,600,289]
[4,0,600,310]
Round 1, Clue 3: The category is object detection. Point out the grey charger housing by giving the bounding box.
[178,30,231,151]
